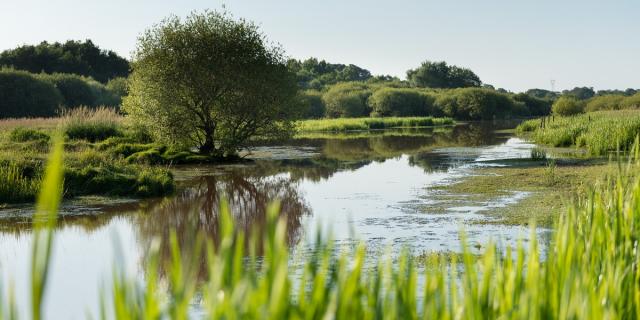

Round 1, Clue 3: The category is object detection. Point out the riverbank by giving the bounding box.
[516,109,640,155]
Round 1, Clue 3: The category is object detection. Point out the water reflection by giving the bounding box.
[134,172,311,263]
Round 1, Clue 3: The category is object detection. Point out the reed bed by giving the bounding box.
[2,139,640,319]
[296,116,454,132]
[61,106,124,142]
[517,109,640,155]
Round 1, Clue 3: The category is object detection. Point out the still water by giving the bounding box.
[0,122,543,318]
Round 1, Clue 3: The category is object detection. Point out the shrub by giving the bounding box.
[62,107,123,142]
[585,94,625,112]
[433,88,526,120]
[105,77,128,106]
[322,82,371,117]
[298,90,325,118]
[552,96,584,116]
[8,127,50,142]
[513,93,552,116]
[0,68,63,118]
[368,88,435,117]
[38,73,97,108]
[621,93,640,109]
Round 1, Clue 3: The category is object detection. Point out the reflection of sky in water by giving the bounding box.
[0,126,549,318]
[300,138,541,255]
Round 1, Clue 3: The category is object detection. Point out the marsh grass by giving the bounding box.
[517,109,640,155]
[0,164,40,203]
[296,116,454,132]
[61,107,123,142]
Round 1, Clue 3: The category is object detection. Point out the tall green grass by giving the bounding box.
[62,107,123,142]
[296,116,454,132]
[517,110,640,155]
[3,139,640,319]
[0,164,40,203]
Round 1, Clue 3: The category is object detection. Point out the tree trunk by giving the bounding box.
[199,127,217,155]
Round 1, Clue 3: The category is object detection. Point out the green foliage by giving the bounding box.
[513,93,552,116]
[552,96,584,116]
[407,60,481,88]
[517,110,640,155]
[38,73,97,108]
[298,90,325,119]
[62,107,122,142]
[0,40,129,83]
[124,10,299,157]
[9,127,50,142]
[0,164,40,203]
[433,88,527,120]
[562,86,595,100]
[621,93,640,109]
[287,57,372,90]
[105,77,128,106]
[0,69,63,118]
[585,94,625,112]
[322,82,372,117]
[525,88,559,101]
[368,88,435,117]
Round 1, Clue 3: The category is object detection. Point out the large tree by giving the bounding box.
[406,60,481,89]
[123,11,299,158]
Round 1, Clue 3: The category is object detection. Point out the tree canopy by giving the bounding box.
[123,11,299,157]
[287,58,372,89]
[0,40,129,83]
[407,61,481,89]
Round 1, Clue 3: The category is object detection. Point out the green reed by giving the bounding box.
[296,116,454,132]
[2,138,640,319]
[517,110,640,156]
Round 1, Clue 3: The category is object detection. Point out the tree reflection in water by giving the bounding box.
[133,172,311,276]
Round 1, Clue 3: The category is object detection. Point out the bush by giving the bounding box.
[298,90,325,118]
[621,93,640,109]
[0,68,63,118]
[585,94,625,112]
[38,73,97,108]
[368,88,435,117]
[62,107,123,142]
[105,77,128,106]
[322,82,371,117]
[8,127,50,142]
[433,88,526,120]
[552,96,584,116]
[513,93,552,116]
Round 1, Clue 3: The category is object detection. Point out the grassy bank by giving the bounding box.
[296,116,454,132]
[0,108,179,204]
[3,139,640,319]
[431,158,612,226]
[517,109,640,155]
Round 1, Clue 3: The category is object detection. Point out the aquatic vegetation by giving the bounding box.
[517,110,640,155]
[296,116,454,132]
[2,138,640,319]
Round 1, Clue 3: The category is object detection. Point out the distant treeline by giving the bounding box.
[1,39,638,120]
[0,40,129,83]
[298,82,551,120]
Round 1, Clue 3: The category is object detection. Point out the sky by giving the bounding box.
[1,0,638,92]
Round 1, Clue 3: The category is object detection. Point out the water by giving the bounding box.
[0,122,544,319]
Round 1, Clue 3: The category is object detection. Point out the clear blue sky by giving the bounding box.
[1,0,638,92]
